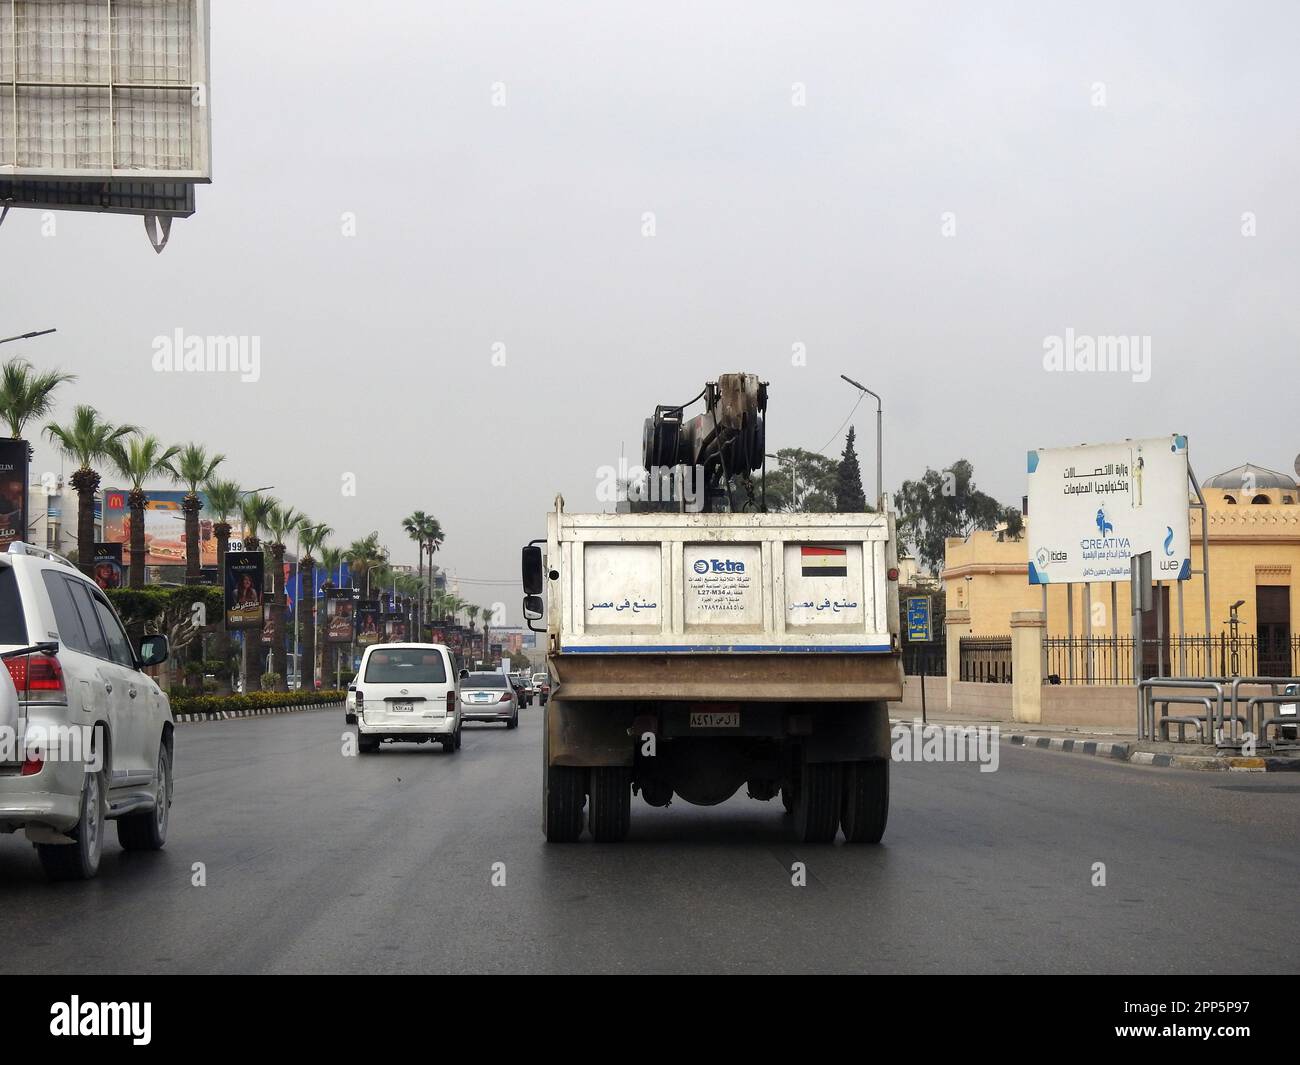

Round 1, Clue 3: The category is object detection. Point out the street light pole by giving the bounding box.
[0,328,56,346]
[839,374,883,509]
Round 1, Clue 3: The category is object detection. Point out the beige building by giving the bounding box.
[942,463,1300,675]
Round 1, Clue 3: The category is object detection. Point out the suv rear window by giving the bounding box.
[0,566,28,645]
[364,648,447,684]
[467,673,507,689]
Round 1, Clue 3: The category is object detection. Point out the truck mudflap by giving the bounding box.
[549,652,903,702]
[547,700,637,768]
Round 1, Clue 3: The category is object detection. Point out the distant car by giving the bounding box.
[509,674,532,707]
[0,542,174,880]
[460,672,519,729]
[353,643,461,754]
[531,673,550,705]
[344,683,357,723]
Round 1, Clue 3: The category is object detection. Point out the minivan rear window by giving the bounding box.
[0,566,28,645]
[364,648,447,684]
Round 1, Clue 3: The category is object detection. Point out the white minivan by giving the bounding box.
[352,643,462,754]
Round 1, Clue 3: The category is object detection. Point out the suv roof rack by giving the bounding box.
[6,541,77,570]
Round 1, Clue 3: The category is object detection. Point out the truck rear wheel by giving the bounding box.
[588,766,631,842]
[793,761,840,843]
[544,764,586,842]
[841,759,889,843]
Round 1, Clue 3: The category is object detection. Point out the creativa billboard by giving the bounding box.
[1027,435,1191,585]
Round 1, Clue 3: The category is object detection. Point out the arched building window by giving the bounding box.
[1224,495,1236,504]
[1251,495,1272,505]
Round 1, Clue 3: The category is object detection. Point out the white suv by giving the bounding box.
[353,643,461,754]
[0,543,174,880]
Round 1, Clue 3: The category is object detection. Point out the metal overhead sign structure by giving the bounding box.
[0,0,212,249]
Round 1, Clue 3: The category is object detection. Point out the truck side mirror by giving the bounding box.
[522,545,544,595]
[523,595,543,621]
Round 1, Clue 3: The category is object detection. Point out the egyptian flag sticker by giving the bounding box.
[801,545,847,577]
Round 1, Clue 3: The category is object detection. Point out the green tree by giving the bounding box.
[44,406,137,577]
[835,425,869,512]
[265,505,304,690]
[237,492,276,689]
[893,459,1004,574]
[204,478,242,693]
[0,357,75,438]
[297,521,331,690]
[166,443,225,586]
[759,448,840,512]
[107,435,181,589]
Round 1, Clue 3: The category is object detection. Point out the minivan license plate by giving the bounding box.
[690,712,739,728]
[392,701,414,713]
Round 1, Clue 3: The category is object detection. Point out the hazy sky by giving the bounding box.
[3,0,1297,610]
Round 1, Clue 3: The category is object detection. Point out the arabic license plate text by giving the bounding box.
[690,712,740,728]
[391,701,414,713]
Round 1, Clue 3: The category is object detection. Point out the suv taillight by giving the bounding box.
[5,654,65,698]
[446,691,456,713]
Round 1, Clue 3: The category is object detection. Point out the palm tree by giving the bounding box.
[0,357,75,438]
[106,435,181,589]
[345,532,387,598]
[318,545,346,684]
[166,443,224,586]
[45,407,137,576]
[204,478,242,693]
[297,521,332,691]
[264,504,304,690]
[238,492,276,689]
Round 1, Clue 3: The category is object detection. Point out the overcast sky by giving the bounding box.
[3,0,1297,609]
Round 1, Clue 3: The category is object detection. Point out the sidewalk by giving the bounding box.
[889,714,1300,773]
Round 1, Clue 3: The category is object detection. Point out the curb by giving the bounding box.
[1008,733,1300,773]
[173,701,344,725]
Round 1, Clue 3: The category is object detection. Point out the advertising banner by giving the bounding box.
[357,601,381,646]
[383,613,408,643]
[102,488,214,567]
[325,589,356,644]
[92,543,124,591]
[1027,435,1191,585]
[0,438,29,551]
[224,550,265,629]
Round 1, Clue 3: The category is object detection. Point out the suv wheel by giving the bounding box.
[37,769,105,881]
[118,743,172,851]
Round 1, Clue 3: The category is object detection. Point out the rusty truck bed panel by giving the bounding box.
[550,652,904,702]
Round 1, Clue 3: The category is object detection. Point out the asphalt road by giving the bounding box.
[1,706,1297,974]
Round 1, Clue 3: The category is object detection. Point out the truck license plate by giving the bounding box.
[690,712,739,728]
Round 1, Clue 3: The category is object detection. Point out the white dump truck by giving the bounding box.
[521,374,903,843]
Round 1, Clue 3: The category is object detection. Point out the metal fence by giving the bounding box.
[959,636,1012,683]
[1045,634,1300,686]
[902,643,946,677]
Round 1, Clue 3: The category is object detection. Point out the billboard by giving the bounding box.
[1027,435,1191,585]
[383,613,408,643]
[356,601,381,646]
[103,488,213,567]
[0,438,28,550]
[0,2,212,186]
[92,543,124,590]
[324,590,355,644]
[224,551,264,630]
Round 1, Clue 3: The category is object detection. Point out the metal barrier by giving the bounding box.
[1138,676,1300,750]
